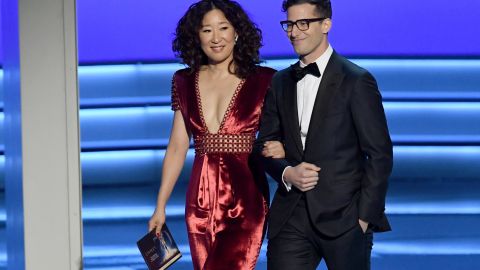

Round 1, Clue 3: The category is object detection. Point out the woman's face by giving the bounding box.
[198,9,237,65]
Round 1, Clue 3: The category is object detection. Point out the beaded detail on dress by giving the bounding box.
[194,71,245,134]
[171,74,180,111]
[193,133,255,155]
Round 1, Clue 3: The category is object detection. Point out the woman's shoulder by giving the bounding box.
[171,67,196,96]
[249,66,276,81]
[243,66,276,96]
[172,67,196,90]
[255,65,277,76]
[173,67,194,80]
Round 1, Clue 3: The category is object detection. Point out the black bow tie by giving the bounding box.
[291,61,321,82]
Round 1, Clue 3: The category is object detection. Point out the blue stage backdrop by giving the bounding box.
[0,0,479,64]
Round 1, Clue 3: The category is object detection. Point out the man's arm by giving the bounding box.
[253,76,291,191]
[254,74,321,193]
[351,71,394,229]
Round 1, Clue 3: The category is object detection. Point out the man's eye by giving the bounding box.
[298,21,308,27]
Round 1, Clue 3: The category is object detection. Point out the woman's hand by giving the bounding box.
[148,207,166,237]
[262,141,285,159]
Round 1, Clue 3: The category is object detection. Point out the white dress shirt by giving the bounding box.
[282,45,334,191]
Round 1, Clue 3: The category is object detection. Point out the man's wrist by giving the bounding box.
[281,166,292,191]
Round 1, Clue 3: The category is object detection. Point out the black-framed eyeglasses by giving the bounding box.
[280,18,326,32]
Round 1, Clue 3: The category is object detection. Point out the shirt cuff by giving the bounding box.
[281,166,292,192]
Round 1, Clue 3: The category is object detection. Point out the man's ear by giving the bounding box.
[322,18,332,34]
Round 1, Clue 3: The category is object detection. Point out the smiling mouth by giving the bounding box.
[291,38,305,45]
[211,45,225,52]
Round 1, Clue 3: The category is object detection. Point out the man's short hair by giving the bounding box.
[282,0,332,19]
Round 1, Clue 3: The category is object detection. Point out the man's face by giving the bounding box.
[286,3,331,61]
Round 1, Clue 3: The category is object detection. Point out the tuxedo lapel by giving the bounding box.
[282,67,304,155]
[304,52,345,151]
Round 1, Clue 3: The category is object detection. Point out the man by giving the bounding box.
[255,0,393,269]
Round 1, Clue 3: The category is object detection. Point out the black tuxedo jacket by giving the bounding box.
[255,51,393,239]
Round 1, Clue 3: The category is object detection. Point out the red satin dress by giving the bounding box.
[171,67,275,270]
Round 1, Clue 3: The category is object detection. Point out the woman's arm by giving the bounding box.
[148,110,190,236]
[262,141,285,159]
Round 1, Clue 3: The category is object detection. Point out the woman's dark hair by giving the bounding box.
[282,0,332,19]
[172,0,262,78]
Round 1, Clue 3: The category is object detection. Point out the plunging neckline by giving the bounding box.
[195,71,246,135]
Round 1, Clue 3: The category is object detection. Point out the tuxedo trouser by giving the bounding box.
[267,197,373,270]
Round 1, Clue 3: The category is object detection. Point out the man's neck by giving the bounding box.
[300,41,330,65]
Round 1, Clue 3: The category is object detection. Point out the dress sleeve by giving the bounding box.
[170,73,181,111]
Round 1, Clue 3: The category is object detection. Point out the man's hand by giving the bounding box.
[262,141,285,159]
[359,219,369,233]
[283,162,321,192]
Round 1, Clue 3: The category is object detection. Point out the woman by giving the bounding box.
[148,1,283,269]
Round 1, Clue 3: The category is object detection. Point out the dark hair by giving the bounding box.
[282,0,332,19]
[173,0,262,78]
